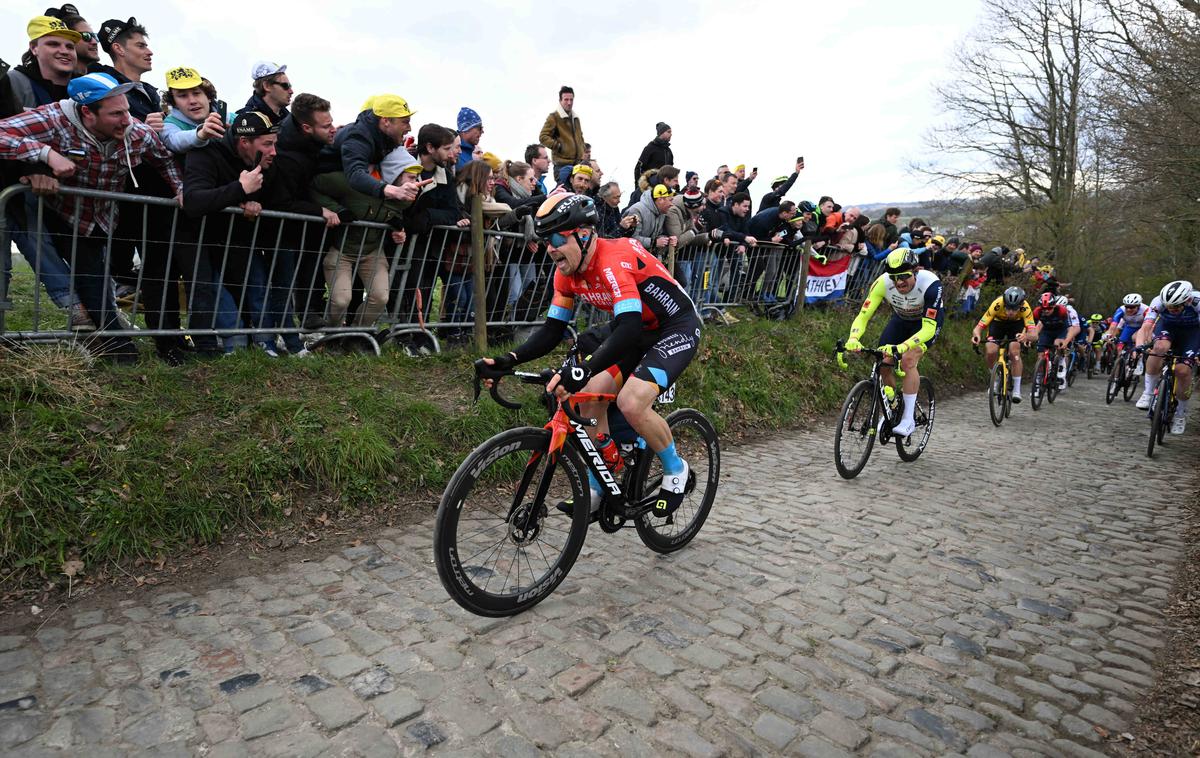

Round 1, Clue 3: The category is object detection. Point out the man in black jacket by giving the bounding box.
[760,159,805,210]
[183,112,281,354]
[263,93,341,330]
[325,94,422,204]
[633,122,673,183]
[745,202,797,302]
[242,61,291,125]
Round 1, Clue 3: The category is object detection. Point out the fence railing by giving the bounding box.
[1,183,812,356]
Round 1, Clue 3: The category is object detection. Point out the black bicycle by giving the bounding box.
[1146,348,1181,458]
[432,360,720,617]
[833,340,936,479]
[1105,344,1143,405]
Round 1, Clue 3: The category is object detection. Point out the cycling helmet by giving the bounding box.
[1089,313,1103,321]
[1122,293,1142,307]
[1002,286,1025,309]
[1054,295,1069,307]
[533,193,598,239]
[1039,292,1055,308]
[797,200,816,214]
[885,249,918,274]
[1160,279,1194,307]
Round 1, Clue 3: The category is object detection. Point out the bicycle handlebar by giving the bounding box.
[472,360,598,427]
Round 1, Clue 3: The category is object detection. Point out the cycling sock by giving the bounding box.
[656,442,685,475]
[1012,376,1022,393]
[902,393,917,423]
[1145,374,1159,394]
[1178,398,1190,415]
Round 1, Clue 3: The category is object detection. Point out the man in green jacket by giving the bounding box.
[539,85,584,176]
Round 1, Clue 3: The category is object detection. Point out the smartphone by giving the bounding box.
[214,99,227,121]
[65,147,87,161]
[753,167,758,172]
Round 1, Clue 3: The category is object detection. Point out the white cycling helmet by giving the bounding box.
[1054,295,1069,307]
[1160,280,1194,307]
[1122,293,1142,307]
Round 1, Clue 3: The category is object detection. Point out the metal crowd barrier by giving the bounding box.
[0,184,564,354]
[0,184,815,358]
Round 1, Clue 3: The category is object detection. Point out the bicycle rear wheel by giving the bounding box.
[433,427,591,617]
[1105,352,1125,405]
[1066,351,1078,387]
[988,363,1005,427]
[834,379,877,480]
[1047,357,1061,403]
[896,376,936,462]
[1086,350,1096,380]
[1003,366,1014,419]
[1031,357,1047,410]
[634,409,720,553]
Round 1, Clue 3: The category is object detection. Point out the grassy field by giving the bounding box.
[0,306,987,581]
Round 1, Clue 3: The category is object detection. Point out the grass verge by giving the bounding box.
[0,307,986,584]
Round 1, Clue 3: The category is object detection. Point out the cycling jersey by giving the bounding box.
[849,270,944,352]
[1147,293,1200,329]
[1032,304,1069,329]
[1065,305,1082,331]
[977,296,1033,328]
[547,237,697,328]
[1112,304,1149,329]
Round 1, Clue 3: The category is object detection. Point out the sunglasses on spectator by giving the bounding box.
[78,32,98,42]
[273,81,292,90]
[889,273,914,282]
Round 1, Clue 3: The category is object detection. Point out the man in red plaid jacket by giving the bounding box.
[0,71,182,361]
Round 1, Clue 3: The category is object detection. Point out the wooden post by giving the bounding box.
[797,241,811,311]
[470,195,487,352]
[666,243,677,279]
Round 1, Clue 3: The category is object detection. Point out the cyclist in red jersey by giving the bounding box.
[483,193,701,517]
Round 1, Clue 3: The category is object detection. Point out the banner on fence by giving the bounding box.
[804,255,851,304]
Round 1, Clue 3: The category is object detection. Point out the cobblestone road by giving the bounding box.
[1,381,1193,757]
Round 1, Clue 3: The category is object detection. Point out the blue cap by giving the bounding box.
[457,107,482,133]
[68,72,135,106]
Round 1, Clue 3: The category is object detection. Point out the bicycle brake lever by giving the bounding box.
[562,398,597,427]
[490,381,524,410]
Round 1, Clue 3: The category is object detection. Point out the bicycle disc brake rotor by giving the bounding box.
[507,502,547,547]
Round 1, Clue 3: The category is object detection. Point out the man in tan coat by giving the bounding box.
[539,85,584,177]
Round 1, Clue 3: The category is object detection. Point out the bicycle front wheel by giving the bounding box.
[834,379,877,480]
[1122,354,1139,401]
[896,376,936,462]
[1105,352,1125,405]
[433,427,591,617]
[1047,357,1060,403]
[1031,357,1047,411]
[988,363,1005,427]
[634,409,721,554]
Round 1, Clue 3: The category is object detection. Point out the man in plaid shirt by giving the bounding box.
[0,71,182,361]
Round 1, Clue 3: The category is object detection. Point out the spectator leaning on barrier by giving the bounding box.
[10,15,79,108]
[595,181,635,239]
[0,71,183,362]
[665,187,707,291]
[182,111,280,354]
[539,85,584,174]
[880,207,901,246]
[455,107,483,171]
[746,201,798,302]
[161,67,227,153]
[633,122,673,183]
[325,94,422,209]
[244,61,291,125]
[760,159,805,211]
[625,183,675,258]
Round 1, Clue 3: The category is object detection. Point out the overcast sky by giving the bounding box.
[3,0,985,206]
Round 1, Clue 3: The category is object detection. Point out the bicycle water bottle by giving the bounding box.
[883,385,899,412]
[596,434,624,473]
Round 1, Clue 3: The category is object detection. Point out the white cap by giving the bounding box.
[251,61,286,81]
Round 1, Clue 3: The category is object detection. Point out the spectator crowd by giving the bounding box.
[0,5,1063,364]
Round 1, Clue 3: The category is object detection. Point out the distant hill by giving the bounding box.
[856,200,980,237]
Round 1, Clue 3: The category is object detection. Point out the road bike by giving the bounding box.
[1146,348,1181,458]
[432,358,720,617]
[1030,344,1066,410]
[974,338,1021,427]
[833,340,936,479]
[1099,338,1118,375]
[1105,343,1142,405]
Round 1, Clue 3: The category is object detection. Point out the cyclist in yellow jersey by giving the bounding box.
[971,286,1035,403]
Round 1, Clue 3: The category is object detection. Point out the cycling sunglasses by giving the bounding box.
[548,229,577,248]
[888,272,914,282]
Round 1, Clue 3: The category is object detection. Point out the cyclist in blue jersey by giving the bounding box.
[1135,280,1200,433]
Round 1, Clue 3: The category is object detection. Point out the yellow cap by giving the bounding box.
[371,94,415,119]
[480,152,502,171]
[164,66,203,90]
[931,235,946,245]
[652,184,675,199]
[571,164,594,177]
[28,15,82,43]
[734,164,745,172]
[401,164,423,175]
